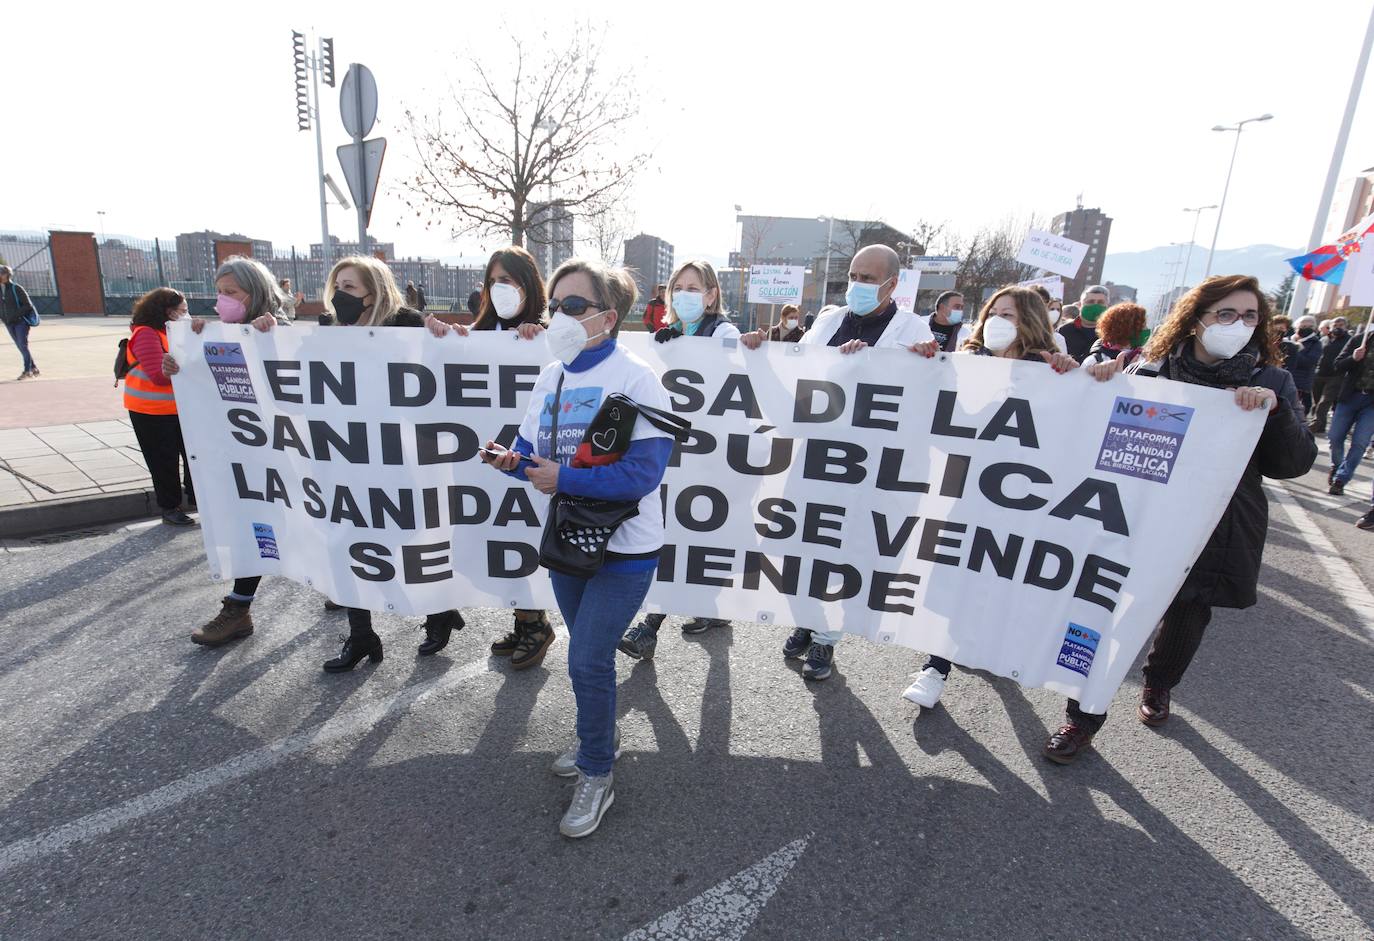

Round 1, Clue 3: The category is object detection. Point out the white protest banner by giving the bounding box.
[910,256,959,274]
[893,269,922,312]
[1016,229,1089,279]
[172,323,1264,711]
[747,265,806,305]
[1018,274,1064,301]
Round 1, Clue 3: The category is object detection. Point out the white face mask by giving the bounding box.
[491,282,523,320]
[544,310,608,365]
[783,318,798,330]
[1199,321,1255,360]
[983,316,1019,352]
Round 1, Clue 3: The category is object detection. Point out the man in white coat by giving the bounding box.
[742,244,937,680]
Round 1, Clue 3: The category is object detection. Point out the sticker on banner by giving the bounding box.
[1095,396,1195,484]
[252,522,280,560]
[204,342,258,403]
[1056,622,1100,677]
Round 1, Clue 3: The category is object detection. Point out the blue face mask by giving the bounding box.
[846,278,890,316]
[673,290,705,324]
[946,308,964,325]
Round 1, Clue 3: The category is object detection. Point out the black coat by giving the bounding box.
[1058,320,1098,362]
[1285,333,1322,392]
[0,282,35,326]
[1332,329,1374,402]
[1316,330,1350,377]
[1132,355,1317,609]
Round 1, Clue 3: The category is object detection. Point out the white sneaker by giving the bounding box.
[902,667,947,708]
[550,726,622,778]
[560,770,615,838]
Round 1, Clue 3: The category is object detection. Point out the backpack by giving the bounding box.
[114,338,139,386]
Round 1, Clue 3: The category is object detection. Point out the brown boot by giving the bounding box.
[1043,724,1095,765]
[510,613,555,670]
[492,610,540,657]
[1138,686,1171,726]
[192,598,255,647]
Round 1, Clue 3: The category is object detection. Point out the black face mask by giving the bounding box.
[332,291,368,325]
[1297,327,1315,337]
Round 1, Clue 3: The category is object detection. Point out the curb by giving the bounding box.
[0,489,157,539]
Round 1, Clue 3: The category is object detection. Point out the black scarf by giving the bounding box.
[1167,337,1258,388]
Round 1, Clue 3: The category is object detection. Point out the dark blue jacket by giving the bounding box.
[1285,333,1322,392]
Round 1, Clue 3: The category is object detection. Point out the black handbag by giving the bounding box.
[537,371,692,578]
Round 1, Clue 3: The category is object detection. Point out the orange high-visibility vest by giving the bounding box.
[123,326,178,416]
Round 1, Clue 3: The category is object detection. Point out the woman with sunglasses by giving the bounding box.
[480,258,674,838]
[1040,275,1315,765]
[619,260,737,660]
[427,246,560,670]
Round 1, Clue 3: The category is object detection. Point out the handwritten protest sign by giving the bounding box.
[1016,229,1089,279]
[747,265,806,305]
[893,269,922,312]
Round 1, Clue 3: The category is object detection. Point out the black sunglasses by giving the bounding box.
[548,295,605,317]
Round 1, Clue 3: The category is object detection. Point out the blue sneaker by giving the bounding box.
[783,628,813,659]
[803,642,834,681]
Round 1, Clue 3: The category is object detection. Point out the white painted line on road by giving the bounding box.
[0,656,494,876]
[623,835,810,941]
[1269,484,1374,638]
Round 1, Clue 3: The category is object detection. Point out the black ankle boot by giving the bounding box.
[324,632,383,672]
[418,610,464,656]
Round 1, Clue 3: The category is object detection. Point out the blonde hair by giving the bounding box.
[665,260,724,327]
[963,286,1058,358]
[548,257,638,336]
[324,255,405,327]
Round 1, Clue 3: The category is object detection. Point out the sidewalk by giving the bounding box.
[1,318,159,535]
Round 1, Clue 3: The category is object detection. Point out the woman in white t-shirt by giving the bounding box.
[619,259,737,659]
[481,258,673,839]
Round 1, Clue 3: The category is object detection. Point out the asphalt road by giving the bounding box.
[1,456,1371,940]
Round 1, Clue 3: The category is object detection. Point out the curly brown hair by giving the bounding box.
[1141,275,1281,365]
[963,286,1058,357]
[130,287,186,329]
[1096,303,1147,348]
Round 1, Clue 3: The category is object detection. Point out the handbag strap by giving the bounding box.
[605,392,692,443]
[548,368,566,462]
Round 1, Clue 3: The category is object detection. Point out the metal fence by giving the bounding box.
[0,233,61,314]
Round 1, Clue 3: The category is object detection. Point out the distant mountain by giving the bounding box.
[1102,244,1298,298]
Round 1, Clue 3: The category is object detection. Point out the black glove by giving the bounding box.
[317,313,336,326]
[654,326,679,343]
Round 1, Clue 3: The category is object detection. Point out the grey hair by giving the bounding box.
[0,265,11,278]
[1294,315,1317,329]
[1082,284,1109,300]
[215,256,283,320]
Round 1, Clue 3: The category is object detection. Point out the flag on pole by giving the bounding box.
[1287,210,1374,283]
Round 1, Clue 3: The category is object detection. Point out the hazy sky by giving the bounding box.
[7,0,1373,273]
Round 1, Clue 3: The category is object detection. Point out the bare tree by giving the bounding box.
[954,214,1043,306]
[583,196,636,265]
[403,24,650,248]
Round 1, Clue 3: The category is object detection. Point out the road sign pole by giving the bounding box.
[354,74,368,254]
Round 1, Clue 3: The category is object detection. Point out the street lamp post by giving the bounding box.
[1180,204,1217,290]
[817,215,836,311]
[1204,114,1273,278]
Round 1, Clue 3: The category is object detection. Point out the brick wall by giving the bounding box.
[214,240,253,267]
[49,231,105,315]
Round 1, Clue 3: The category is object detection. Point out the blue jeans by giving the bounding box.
[5,319,35,372]
[1328,393,1374,483]
[549,565,656,776]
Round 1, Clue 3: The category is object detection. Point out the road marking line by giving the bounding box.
[0,656,493,876]
[1269,483,1374,637]
[623,835,810,941]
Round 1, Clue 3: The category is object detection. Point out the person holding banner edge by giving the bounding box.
[742,244,939,681]
[481,258,676,838]
[427,246,561,670]
[619,259,739,659]
[1042,274,1316,764]
[902,286,1114,708]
